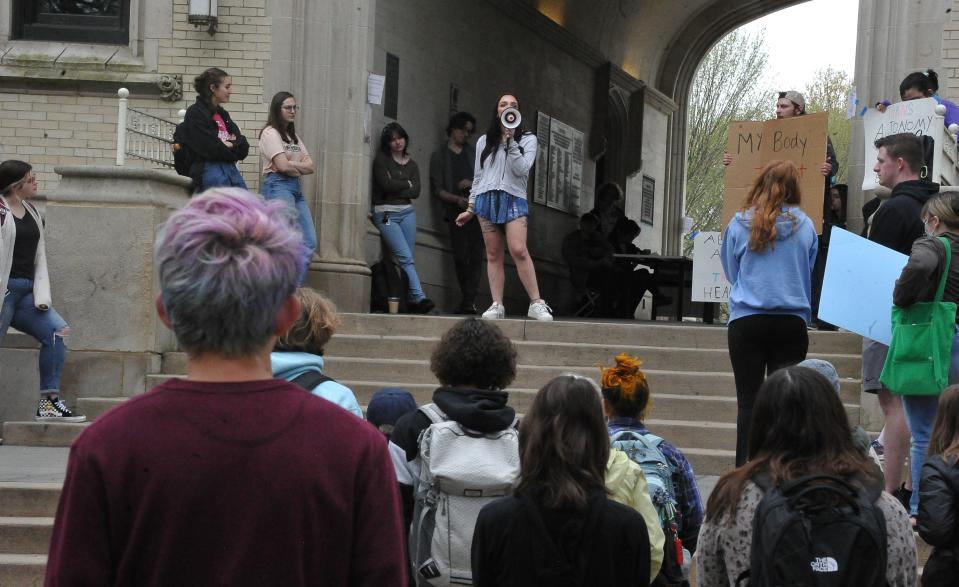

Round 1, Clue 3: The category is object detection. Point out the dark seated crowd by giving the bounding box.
[562,191,671,318]
[41,188,948,587]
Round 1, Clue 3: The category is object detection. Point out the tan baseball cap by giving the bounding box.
[779,90,806,112]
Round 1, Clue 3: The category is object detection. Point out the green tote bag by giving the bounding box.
[880,236,957,396]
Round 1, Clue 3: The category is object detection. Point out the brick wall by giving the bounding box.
[941,0,959,99]
[0,0,269,191]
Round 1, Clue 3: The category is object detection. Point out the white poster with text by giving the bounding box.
[692,231,731,303]
[862,97,938,190]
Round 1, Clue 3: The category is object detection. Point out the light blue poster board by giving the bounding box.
[819,228,908,345]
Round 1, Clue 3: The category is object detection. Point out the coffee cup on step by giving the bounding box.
[387,297,400,314]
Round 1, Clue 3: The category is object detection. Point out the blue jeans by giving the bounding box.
[262,173,317,285]
[199,161,247,192]
[372,207,425,302]
[0,278,68,394]
[902,329,959,514]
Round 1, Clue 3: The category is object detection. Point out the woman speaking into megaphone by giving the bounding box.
[455,94,553,321]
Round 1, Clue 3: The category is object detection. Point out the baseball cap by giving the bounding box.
[779,90,806,112]
[798,359,841,394]
[366,387,417,429]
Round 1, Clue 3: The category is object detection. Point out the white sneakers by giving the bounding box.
[482,300,553,321]
[482,302,506,320]
[527,300,553,321]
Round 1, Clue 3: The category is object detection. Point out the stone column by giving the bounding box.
[267,0,375,311]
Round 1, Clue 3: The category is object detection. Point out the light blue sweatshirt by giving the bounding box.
[271,352,363,418]
[720,206,818,324]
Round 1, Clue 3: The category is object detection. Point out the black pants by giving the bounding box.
[727,314,809,466]
[448,216,484,306]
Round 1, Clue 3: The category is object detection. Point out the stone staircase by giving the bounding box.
[3,313,865,473]
[0,313,871,584]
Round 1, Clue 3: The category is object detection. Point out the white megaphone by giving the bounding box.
[501,107,522,129]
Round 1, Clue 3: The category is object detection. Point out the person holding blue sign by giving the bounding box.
[864,132,940,505]
[721,160,818,466]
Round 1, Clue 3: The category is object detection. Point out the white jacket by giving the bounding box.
[468,132,537,203]
[0,196,52,308]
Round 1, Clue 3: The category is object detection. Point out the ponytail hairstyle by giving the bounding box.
[929,385,959,465]
[480,94,528,168]
[599,353,651,420]
[263,91,298,144]
[900,69,940,99]
[194,67,230,107]
[921,191,959,232]
[740,160,802,253]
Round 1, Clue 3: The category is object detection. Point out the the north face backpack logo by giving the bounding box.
[811,557,839,573]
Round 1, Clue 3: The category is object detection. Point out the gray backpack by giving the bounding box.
[409,403,520,586]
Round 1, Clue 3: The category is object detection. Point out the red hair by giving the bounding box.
[740,160,802,252]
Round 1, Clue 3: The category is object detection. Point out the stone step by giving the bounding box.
[76,397,127,421]
[319,336,863,379]
[335,313,863,354]
[0,517,53,555]
[0,553,46,586]
[0,423,87,448]
[681,447,736,477]
[0,484,61,518]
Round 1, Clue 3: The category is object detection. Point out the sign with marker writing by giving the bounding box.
[862,97,938,191]
[691,231,731,303]
[722,112,829,233]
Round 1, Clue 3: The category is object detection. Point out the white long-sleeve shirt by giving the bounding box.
[468,133,537,204]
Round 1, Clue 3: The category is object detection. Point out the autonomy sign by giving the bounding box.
[862,97,938,191]
[722,112,829,234]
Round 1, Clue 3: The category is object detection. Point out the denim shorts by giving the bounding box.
[474,190,529,225]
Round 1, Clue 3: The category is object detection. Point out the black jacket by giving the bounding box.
[180,97,249,179]
[868,180,940,254]
[389,386,516,526]
[893,233,959,322]
[918,455,959,586]
[471,492,651,587]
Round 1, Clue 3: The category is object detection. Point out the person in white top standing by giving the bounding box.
[456,94,552,321]
[259,91,316,285]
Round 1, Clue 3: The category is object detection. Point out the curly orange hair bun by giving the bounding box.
[599,353,647,400]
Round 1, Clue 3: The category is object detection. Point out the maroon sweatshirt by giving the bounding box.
[45,378,407,587]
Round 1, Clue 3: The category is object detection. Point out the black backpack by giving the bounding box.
[736,473,887,587]
[369,260,410,313]
[290,371,333,391]
[172,122,197,178]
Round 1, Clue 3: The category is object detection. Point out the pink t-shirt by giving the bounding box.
[259,127,311,175]
[212,112,231,142]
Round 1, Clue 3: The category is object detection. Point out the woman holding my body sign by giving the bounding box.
[721,159,818,466]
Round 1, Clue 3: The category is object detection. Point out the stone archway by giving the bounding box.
[655,0,808,254]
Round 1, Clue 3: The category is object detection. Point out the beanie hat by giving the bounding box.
[798,359,841,394]
[366,387,417,429]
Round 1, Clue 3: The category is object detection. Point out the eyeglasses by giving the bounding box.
[282,105,299,112]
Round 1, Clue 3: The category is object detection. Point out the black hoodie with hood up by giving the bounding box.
[868,179,940,254]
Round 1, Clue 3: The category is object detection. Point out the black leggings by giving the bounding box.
[727,314,809,466]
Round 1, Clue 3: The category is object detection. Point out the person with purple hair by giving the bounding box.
[45,188,407,586]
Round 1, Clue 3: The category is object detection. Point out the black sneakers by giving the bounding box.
[36,397,86,423]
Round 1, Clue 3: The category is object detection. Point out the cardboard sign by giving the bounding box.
[691,231,730,303]
[818,227,908,345]
[862,97,939,191]
[722,112,829,234]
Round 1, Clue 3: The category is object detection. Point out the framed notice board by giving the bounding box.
[641,175,655,226]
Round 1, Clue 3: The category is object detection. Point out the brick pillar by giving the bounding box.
[267,0,375,311]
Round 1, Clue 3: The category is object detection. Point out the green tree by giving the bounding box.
[804,67,854,184]
[685,29,772,239]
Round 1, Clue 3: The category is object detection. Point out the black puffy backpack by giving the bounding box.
[736,473,887,587]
